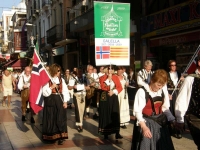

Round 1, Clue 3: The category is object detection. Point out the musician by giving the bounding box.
[85,65,98,118]
[116,66,130,129]
[175,54,200,149]
[99,65,123,139]
[64,69,73,108]
[68,69,89,132]
[137,60,154,87]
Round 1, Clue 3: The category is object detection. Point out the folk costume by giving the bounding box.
[118,75,130,127]
[167,71,182,116]
[98,74,122,138]
[137,69,154,87]
[175,74,200,149]
[68,74,86,132]
[132,86,175,150]
[42,76,70,141]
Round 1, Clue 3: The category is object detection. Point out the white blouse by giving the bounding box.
[175,76,194,123]
[133,85,175,125]
[42,77,70,102]
[169,71,178,86]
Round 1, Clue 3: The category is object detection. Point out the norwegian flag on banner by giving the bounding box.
[29,50,51,113]
[96,46,110,59]
[185,45,200,74]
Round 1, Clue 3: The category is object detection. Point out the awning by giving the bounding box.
[11,59,28,69]
[2,59,18,67]
[55,39,77,46]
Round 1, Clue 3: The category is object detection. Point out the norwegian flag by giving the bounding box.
[185,45,200,74]
[29,49,51,113]
[96,46,110,59]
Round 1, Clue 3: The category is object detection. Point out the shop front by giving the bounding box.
[141,0,200,71]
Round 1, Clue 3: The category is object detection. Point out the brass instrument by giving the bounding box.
[70,73,84,103]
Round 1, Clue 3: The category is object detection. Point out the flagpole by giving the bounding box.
[171,45,200,96]
[34,49,65,103]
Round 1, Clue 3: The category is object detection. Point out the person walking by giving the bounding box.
[42,63,70,145]
[132,69,175,150]
[18,66,35,123]
[116,66,130,129]
[2,69,16,108]
[98,65,123,139]
[167,60,184,139]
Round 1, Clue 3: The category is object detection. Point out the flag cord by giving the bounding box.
[171,45,200,96]
[35,50,65,103]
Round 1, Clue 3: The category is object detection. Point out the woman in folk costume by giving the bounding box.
[42,63,70,145]
[98,65,123,139]
[167,60,184,139]
[132,69,175,150]
[116,66,130,129]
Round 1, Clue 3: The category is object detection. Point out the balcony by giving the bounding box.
[66,8,94,33]
[47,25,63,44]
[42,0,50,9]
[40,36,46,48]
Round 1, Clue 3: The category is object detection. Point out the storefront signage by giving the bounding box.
[149,30,200,47]
[94,2,130,66]
[141,0,200,38]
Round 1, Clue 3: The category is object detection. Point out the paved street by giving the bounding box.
[0,93,197,150]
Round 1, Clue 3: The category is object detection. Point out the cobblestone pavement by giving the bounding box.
[0,93,197,150]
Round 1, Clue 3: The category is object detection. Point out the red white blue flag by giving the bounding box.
[29,49,50,113]
[185,45,200,74]
[96,46,110,59]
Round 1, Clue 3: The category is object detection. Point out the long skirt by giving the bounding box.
[118,88,130,125]
[42,94,68,140]
[98,91,120,135]
[131,117,174,150]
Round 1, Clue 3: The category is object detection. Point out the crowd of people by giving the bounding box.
[0,56,200,149]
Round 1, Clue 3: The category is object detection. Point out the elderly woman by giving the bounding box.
[132,69,175,150]
[98,65,123,139]
[42,64,70,145]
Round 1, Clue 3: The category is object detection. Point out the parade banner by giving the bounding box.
[94,2,130,66]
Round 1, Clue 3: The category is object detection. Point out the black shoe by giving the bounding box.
[104,134,108,139]
[93,114,99,120]
[22,115,26,121]
[115,134,123,139]
[31,117,35,123]
[77,126,83,133]
[58,139,64,145]
[176,133,182,139]
[86,112,90,118]
[26,108,30,113]
[121,125,127,129]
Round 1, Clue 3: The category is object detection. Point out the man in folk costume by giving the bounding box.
[18,66,35,123]
[137,60,154,87]
[175,54,200,149]
[85,64,99,118]
[98,65,123,139]
[68,69,89,132]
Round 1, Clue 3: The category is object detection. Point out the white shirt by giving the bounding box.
[98,72,105,78]
[18,74,31,90]
[169,71,178,86]
[195,69,200,74]
[133,85,175,125]
[175,76,194,123]
[42,77,70,103]
[68,78,86,95]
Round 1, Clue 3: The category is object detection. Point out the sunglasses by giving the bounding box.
[170,65,176,66]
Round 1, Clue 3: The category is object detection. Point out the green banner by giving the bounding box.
[94,2,130,38]
[94,2,130,66]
